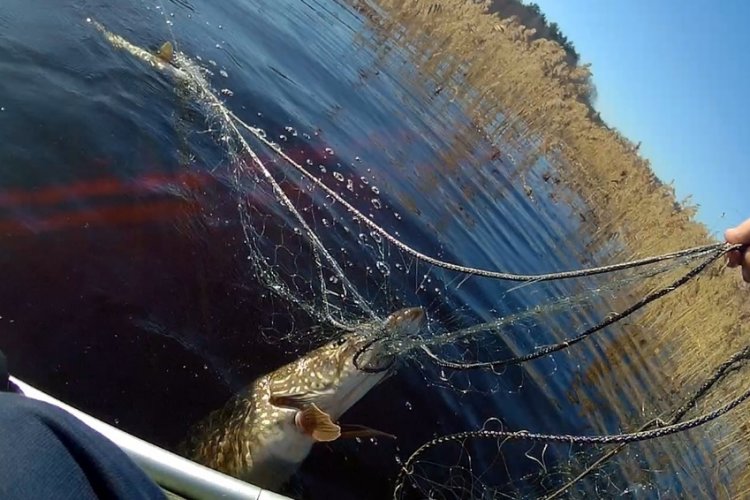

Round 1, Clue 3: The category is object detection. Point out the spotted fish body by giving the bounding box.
[181,308,425,490]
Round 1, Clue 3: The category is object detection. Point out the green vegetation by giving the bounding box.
[351,0,750,494]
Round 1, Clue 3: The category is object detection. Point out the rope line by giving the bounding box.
[422,246,730,370]
[543,344,750,499]
[228,111,727,282]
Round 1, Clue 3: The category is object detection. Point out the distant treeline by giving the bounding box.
[486,0,580,66]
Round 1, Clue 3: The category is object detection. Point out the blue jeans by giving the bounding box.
[0,350,163,499]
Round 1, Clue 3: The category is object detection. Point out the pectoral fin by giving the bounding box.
[340,424,397,440]
[295,404,341,442]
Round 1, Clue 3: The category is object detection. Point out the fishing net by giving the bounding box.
[92,3,750,498]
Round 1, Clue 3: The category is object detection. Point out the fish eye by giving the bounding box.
[335,337,348,346]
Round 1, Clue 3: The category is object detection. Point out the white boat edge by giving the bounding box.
[9,376,291,500]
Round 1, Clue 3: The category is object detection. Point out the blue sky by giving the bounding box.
[531,0,750,236]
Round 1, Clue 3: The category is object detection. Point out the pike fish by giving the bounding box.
[89,19,186,80]
[181,307,426,491]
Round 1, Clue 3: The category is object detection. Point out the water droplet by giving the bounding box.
[393,212,402,220]
[370,231,382,243]
[376,261,390,276]
[333,172,345,182]
[371,186,380,195]
[325,147,334,155]
[360,176,369,185]
[219,69,229,78]
[355,156,361,162]
[358,233,367,243]
[319,165,327,173]
[293,227,302,235]
[220,88,234,96]
[321,218,331,227]
[279,134,287,142]
[405,401,413,410]
[346,179,354,192]
[306,159,313,166]
[371,198,382,209]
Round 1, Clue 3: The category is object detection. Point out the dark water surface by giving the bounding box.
[0,0,721,498]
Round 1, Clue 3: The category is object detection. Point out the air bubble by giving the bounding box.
[219,69,229,78]
[371,198,382,209]
[393,212,402,220]
[360,176,369,185]
[333,172,345,182]
[346,179,354,192]
[325,147,334,155]
[371,186,380,195]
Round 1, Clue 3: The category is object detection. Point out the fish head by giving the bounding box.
[268,307,426,427]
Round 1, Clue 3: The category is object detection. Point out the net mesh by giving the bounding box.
[93,12,748,498]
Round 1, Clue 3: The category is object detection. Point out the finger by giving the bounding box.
[742,251,750,282]
[727,249,742,267]
[725,217,750,244]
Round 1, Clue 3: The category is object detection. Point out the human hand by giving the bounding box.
[725,218,750,282]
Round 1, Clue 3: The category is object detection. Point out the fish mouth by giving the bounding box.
[352,337,395,373]
[353,307,427,373]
